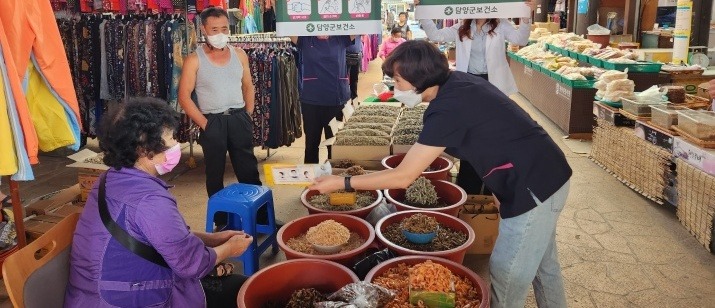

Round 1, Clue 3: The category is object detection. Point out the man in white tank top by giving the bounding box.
[178,7,265,232]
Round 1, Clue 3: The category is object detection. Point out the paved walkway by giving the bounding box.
[2,59,713,307]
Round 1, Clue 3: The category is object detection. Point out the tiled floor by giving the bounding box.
[1,59,714,307]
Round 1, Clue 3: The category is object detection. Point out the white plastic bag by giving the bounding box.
[365,199,396,226]
[373,83,390,96]
[637,85,666,102]
[587,24,611,35]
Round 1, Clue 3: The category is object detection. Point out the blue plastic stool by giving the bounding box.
[205,183,279,276]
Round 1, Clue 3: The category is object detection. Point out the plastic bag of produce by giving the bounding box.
[409,291,456,308]
[315,282,395,308]
[587,24,611,35]
[365,199,395,226]
[352,249,398,280]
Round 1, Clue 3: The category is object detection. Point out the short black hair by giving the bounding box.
[391,27,402,35]
[200,6,229,25]
[99,98,180,169]
[382,40,450,93]
[399,12,408,17]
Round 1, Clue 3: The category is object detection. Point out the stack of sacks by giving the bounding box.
[595,70,635,102]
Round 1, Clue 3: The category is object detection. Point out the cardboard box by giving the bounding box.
[328,159,385,171]
[332,145,391,162]
[697,82,711,100]
[593,102,636,127]
[25,219,57,241]
[66,149,109,201]
[52,204,84,217]
[458,195,500,255]
[670,74,712,95]
[26,184,81,216]
[634,121,674,153]
[673,137,715,177]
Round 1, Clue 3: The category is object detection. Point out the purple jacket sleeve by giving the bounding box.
[133,194,217,279]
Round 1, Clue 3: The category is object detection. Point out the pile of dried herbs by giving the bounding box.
[404,177,440,208]
[400,213,439,234]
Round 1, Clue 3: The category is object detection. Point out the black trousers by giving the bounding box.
[348,63,360,100]
[302,103,344,164]
[199,109,262,225]
[458,73,491,195]
[202,274,248,308]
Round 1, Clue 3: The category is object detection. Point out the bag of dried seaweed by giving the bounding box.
[314,282,395,308]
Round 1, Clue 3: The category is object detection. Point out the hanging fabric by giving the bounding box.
[0,0,81,170]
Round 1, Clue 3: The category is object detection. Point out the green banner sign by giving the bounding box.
[416,0,530,19]
[276,0,382,36]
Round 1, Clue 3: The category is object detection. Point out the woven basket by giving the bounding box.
[590,119,671,203]
[675,159,715,252]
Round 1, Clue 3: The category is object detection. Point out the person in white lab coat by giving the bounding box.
[415,0,535,96]
[415,0,535,196]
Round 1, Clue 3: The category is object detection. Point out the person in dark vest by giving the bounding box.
[310,40,573,308]
[290,35,356,164]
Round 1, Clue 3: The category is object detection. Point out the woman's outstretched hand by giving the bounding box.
[309,175,344,194]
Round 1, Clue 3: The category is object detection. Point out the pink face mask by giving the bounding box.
[155,144,181,175]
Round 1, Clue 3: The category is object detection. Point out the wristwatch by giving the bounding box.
[344,176,355,192]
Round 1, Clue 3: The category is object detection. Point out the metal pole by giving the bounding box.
[5,176,27,248]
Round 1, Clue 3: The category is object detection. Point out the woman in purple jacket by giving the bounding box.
[65,98,253,307]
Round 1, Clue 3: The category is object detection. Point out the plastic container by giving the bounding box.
[677,110,715,140]
[364,256,489,308]
[576,53,589,62]
[561,77,596,89]
[602,61,663,73]
[382,154,454,181]
[651,105,689,130]
[237,259,359,307]
[587,34,611,49]
[301,189,383,218]
[621,98,665,116]
[277,213,376,265]
[375,211,475,263]
[588,56,604,67]
[402,228,438,244]
[384,179,466,216]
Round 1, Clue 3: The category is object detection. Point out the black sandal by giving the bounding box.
[209,263,234,277]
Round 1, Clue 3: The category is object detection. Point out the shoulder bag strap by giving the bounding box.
[98,173,170,268]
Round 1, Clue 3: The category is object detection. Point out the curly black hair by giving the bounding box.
[99,98,180,169]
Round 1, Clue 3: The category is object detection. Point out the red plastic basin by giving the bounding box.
[375,210,475,263]
[364,256,489,308]
[385,179,466,216]
[301,189,383,218]
[277,213,376,266]
[381,153,454,181]
[237,259,359,307]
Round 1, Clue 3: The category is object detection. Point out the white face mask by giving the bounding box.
[393,88,422,108]
[206,33,229,49]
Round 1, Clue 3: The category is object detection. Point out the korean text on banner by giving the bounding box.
[672,1,693,65]
[276,0,382,36]
[415,0,530,19]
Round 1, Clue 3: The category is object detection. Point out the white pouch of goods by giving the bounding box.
[564,73,587,80]
[599,70,628,83]
[594,80,607,91]
[604,91,635,102]
[596,90,606,98]
[606,79,635,92]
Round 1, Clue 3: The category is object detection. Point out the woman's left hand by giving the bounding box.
[309,175,344,194]
[524,0,536,12]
